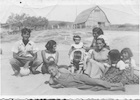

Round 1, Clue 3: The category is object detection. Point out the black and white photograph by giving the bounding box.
[0,0,139,98]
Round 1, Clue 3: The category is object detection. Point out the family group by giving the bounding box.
[9,27,139,91]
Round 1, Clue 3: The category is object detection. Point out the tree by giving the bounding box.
[7,13,27,30]
[6,13,49,30]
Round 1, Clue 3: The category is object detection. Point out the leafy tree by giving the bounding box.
[6,13,48,30]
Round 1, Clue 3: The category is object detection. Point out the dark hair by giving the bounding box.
[73,35,81,41]
[92,27,103,35]
[96,38,106,47]
[121,48,133,58]
[73,50,82,61]
[21,28,31,35]
[45,40,56,53]
[108,49,121,62]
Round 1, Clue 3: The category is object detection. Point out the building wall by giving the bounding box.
[74,23,85,29]
[85,7,109,28]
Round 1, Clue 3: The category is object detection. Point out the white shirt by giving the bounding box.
[71,42,83,49]
[124,58,137,68]
[98,35,109,46]
[12,40,38,57]
[116,60,126,70]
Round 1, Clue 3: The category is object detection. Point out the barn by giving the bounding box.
[74,5,110,28]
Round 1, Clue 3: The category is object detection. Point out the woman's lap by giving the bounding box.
[85,59,105,78]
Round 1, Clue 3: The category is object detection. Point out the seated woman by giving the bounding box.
[90,27,110,50]
[48,61,125,91]
[41,40,59,74]
[84,38,109,78]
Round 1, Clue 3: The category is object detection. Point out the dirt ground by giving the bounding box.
[0,30,139,95]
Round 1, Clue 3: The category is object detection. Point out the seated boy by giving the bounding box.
[69,49,87,74]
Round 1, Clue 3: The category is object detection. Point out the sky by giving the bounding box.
[0,0,139,24]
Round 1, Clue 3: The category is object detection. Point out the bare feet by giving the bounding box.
[12,71,20,76]
[30,67,41,74]
[31,70,41,74]
[110,82,125,92]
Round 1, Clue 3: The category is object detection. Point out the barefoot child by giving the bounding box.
[69,49,86,74]
[68,35,87,74]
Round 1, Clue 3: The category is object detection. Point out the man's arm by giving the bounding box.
[13,52,34,61]
[22,53,37,68]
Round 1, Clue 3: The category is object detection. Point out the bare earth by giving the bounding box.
[0,30,139,95]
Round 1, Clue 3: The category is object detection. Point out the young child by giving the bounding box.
[90,27,110,50]
[41,40,59,74]
[68,35,87,74]
[101,49,127,84]
[102,49,139,85]
[121,48,139,84]
[48,61,125,91]
[68,35,84,56]
[69,49,86,74]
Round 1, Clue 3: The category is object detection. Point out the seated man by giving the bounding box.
[10,28,42,76]
[47,61,125,91]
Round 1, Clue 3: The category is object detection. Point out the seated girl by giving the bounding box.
[48,61,125,91]
[101,49,139,85]
[69,49,86,74]
[41,40,59,74]
[121,48,139,84]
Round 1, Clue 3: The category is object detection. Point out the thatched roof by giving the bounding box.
[74,5,110,24]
